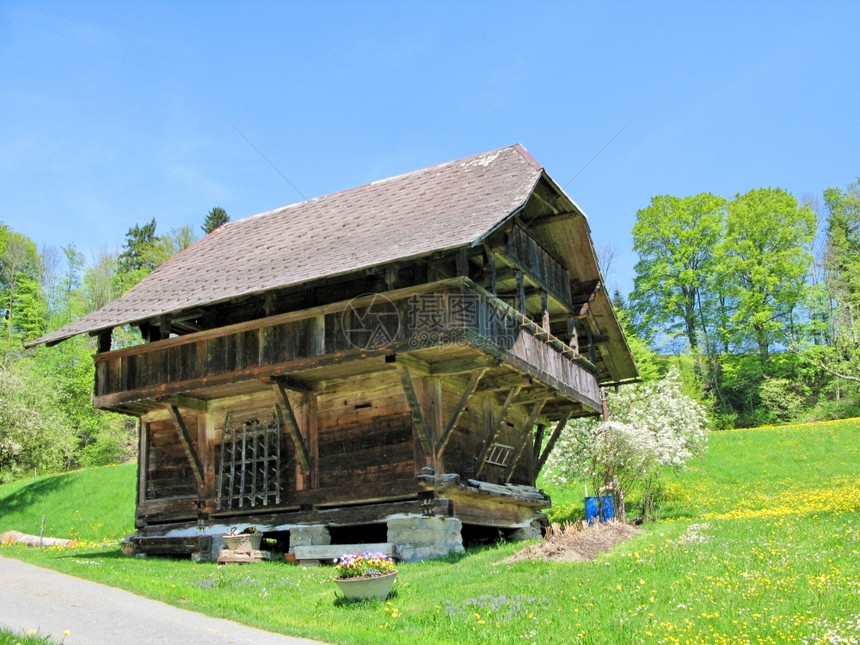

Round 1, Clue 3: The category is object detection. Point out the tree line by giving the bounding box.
[0,208,229,482]
[621,180,860,427]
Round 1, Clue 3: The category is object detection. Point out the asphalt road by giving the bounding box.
[0,555,326,645]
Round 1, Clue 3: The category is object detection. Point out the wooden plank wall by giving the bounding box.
[144,412,199,500]
[502,225,570,306]
[315,372,415,490]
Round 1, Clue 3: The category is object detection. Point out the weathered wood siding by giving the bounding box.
[501,225,571,307]
[437,381,533,484]
[94,279,599,413]
[316,373,415,490]
[144,412,198,500]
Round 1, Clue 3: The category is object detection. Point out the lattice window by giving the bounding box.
[216,415,284,510]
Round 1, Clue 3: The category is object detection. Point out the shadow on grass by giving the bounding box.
[54,549,126,560]
[0,475,74,522]
[333,588,399,607]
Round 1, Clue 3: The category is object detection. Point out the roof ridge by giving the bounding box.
[224,145,527,230]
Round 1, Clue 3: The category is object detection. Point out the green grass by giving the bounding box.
[1,420,859,644]
[0,464,136,542]
[0,628,63,645]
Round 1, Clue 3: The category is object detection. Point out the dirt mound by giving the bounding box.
[504,520,640,563]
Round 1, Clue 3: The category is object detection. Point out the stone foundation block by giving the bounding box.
[289,525,331,548]
[506,520,543,541]
[388,516,464,562]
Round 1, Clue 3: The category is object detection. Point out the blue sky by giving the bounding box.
[2,1,858,297]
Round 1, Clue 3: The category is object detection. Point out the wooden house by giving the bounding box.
[31,145,638,561]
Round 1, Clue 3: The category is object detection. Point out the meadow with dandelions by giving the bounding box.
[1,419,858,645]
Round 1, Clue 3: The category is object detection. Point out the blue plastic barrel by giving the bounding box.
[585,495,614,524]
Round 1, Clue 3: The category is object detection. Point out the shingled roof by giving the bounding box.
[32,145,551,347]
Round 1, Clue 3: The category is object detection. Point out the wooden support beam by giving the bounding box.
[532,423,546,465]
[157,315,170,339]
[540,289,550,332]
[475,386,521,478]
[586,326,597,364]
[523,210,580,227]
[436,369,487,461]
[504,399,548,483]
[385,264,399,290]
[570,279,601,305]
[515,388,556,404]
[265,374,315,392]
[392,353,431,375]
[457,246,469,278]
[477,372,532,392]
[394,364,434,457]
[167,405,205,487]
[430,355,498,375]
[485,252,497,296]
[516,269,526,315]
[273,382,311,472]
[137,419,148,510]
[567,317,580,353]
[158,394,208,413]
[536,411,572,474]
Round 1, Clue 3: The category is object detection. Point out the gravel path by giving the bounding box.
[0,555,326,645]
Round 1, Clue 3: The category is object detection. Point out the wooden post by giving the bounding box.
[516,269,526,316]
[540,289,550,332]
[307,392,319,489]
[137,419,148,511]
[567,317,579,354]
[457,247,470,278]
[504,399,547,483]
[484,252,497,297]
[536,411,572,474]
[199,409,215,511]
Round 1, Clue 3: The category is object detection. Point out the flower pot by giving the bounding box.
[223,533,263,551]
[334,570,397,600]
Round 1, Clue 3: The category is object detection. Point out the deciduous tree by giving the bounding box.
[721,188,816,360]
[544,369,708,518]
[807,178,860,384]
[629,194,725,352]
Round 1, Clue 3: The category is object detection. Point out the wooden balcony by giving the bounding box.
[94,278,601,416]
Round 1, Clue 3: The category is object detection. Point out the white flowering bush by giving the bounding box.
[543,368,708,519]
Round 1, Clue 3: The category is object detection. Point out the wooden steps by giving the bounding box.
[291,542,397,565]
[216,548,274,564]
